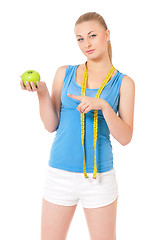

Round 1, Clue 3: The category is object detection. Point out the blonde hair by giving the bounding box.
[75,12,112,64]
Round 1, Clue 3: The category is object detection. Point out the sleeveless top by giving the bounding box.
[48,64,126,173]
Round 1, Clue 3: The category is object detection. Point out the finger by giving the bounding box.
[81,105,90,113]
[36,81,39,89]
[77,102,88,113]
[26,81,33,91]
[77,101,85,110]
[67,93,81,100]
[81,103,90,113]
[20,80,26,90]
[30,82,37,91]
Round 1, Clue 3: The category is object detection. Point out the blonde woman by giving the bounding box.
[20,11,135,240]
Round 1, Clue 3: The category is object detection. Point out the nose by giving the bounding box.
[84,38,91,48]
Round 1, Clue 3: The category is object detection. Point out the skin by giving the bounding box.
[74,20,113,73]
[69,20,135,146]
[67,20,119,114]
[20,19,135,240]
[20,77,47,93]
[67,20,135,240]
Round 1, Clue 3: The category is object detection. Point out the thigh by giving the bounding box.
[83,196,118,240]
[41,198,77,240]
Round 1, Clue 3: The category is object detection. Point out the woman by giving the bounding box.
[20,11,135,240]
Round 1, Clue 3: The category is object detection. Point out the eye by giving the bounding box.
[77,34,96,42]
[77,38,83,42]
[90,34,96,38]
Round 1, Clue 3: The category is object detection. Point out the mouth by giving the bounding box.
[86,49,95,54]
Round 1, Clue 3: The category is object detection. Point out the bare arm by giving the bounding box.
[20,66,67,132]
[37,88,59,133]
[37,65,68,133]
[101,75,135,146]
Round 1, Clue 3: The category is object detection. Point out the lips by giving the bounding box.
[86,49,95,54]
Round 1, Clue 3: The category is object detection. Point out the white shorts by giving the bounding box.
[42,165,118,208]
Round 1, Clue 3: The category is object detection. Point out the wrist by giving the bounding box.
[101,99,108,111]
[37,86,48,97]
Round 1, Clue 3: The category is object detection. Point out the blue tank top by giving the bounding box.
[48,64,126,173]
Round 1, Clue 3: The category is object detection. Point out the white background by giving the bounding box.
[0,0,156,239]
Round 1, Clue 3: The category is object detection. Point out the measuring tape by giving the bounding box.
[80,61,115,180]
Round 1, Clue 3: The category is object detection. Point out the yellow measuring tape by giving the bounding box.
[80,61,115,179]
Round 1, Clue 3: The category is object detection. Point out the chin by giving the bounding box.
[85,52,97,58]
[87,55,100,61]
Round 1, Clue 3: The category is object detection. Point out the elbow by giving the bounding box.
[121,139,131,146]
[44,126,55,133]
[47,117,60,133]
[48,129,55,133]
[45,124,59,133]
[45,128,53,133]
[121,129,133,146]
[44,120,59,133]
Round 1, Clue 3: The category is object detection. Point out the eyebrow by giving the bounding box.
[76,30,96,37]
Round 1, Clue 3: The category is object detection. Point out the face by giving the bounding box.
[74,20,110,59]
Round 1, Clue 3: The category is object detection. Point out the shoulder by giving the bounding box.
[56,65,68,75]
[52,65,69,90]
[56,63,83,78]
[53,65,69,84]
[119,74,135,96]
[56,64,81,74]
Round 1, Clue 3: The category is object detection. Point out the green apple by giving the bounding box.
[21,70,40,87]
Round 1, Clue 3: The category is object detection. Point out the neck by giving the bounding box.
[86,54,113,74]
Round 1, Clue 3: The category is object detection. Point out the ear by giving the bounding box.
[106,29,110,41]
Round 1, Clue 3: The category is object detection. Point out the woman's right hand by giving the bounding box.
[20,76,48,94]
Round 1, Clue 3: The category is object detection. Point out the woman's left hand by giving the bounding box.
[67,93,105,113]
